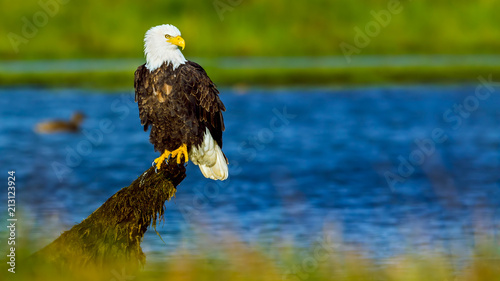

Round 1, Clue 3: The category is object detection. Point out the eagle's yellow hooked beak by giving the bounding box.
[167,35,185,50]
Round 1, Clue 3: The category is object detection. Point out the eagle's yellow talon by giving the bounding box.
[154,145,188,169]
[171,144,188,164]
[181,145,189,163]
[154,149,171,170]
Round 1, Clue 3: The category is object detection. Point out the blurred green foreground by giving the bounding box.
[3,234,500,281]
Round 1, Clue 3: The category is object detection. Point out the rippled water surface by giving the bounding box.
[1,85,499,261]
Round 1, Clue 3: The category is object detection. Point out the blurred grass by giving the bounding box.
[3,233,500,281]
[2,0,500,59]
[2,215,500,280]
[2,64,500,89]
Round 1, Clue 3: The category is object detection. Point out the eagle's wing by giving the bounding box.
[179,61,226,148]
[134,64,158,131]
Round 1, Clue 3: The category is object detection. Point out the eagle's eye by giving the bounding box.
[165,34,172,39]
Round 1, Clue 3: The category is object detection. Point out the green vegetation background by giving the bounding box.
[3,0,500,60]
[2,0,500,87]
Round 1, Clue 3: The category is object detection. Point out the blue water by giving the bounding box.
[1,85,499,262]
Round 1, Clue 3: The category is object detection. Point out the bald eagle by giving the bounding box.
[134,24,228,180]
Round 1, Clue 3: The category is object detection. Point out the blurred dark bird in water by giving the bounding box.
[35,112,85,134]
[233,83,250,95]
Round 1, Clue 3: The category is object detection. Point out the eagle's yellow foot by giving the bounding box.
[153,144,189,172]
[170,144,189,164]
[153,150,170,171]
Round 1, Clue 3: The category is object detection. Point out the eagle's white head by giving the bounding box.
[144,24,187,71]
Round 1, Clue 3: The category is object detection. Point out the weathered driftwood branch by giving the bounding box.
[32,159,186,270]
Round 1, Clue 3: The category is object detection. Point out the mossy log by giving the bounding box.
[31,159,186,270]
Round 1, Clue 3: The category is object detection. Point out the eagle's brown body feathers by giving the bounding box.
[134,61,226,160]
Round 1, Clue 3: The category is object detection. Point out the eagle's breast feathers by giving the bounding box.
[134,61,228,180]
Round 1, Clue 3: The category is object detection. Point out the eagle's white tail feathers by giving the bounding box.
[198,145,228,180]
[190,128,228,180]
